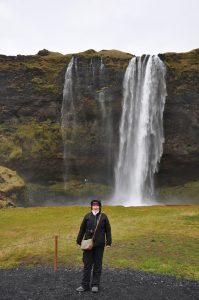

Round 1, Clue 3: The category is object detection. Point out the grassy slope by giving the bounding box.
[0,206,198,280]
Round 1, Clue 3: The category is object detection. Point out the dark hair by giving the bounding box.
[90,199,101,208]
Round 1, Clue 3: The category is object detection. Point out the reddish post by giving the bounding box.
[54,235,58,271]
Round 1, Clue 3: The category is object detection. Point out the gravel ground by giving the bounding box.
[0,267,198,300]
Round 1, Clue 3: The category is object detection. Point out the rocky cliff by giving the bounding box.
[0,48,198,204]
[159,50,199,186]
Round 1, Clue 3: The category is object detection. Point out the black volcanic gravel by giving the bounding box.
[0,267,198,300]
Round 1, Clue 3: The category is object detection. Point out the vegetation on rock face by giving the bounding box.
[0,166,26,207]
[50,180,111,199]
[161,48,199,94]
[0,49,132,98]
[0,119,62,163]
[16,120,62,160]
[0,166,24,192]
[76,49,133,69]
[0,51,70,97]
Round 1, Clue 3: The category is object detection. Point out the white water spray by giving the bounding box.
[114,55,167,206]
[98,58,106,118]
[98,58,113,184]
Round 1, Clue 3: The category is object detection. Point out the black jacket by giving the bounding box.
[76,212,112,247]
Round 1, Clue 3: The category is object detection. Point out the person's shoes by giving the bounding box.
[76,286,89,292]
[91,286,99,293]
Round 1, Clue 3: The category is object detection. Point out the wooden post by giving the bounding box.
[54,235,58,271]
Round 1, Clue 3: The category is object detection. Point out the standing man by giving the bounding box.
[76,199,112,293]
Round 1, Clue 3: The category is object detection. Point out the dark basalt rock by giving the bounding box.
[158,49,199,187]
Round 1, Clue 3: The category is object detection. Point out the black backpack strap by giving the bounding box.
[92,214,101,239]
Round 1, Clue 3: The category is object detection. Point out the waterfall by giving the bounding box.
[61,57,76,185]
[61,56,114,188]
[114,55,167,206]
[98,58,113,184]
[90,58,95,77]
[98,58,106,118]
[100,57,105,72]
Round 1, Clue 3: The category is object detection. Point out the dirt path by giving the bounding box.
[0,267,198,299]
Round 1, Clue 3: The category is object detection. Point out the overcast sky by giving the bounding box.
[0,0,198,56]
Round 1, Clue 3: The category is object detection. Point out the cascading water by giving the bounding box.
[98,58,106,118]
[61,56,114,189]
[98,58,113,184]
[61,57,76,185]
[114,55,167,206]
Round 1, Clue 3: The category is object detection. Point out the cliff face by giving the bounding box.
[0,51,67,183]
[158,49,199,187]
[0,48,198,203]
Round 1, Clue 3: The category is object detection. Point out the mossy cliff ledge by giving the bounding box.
[0,49,198,203]
[0,166,26,208]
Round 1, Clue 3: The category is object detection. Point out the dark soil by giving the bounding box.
[0,267,198,300]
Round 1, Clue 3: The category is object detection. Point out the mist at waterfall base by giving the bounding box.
[112,55,167,206]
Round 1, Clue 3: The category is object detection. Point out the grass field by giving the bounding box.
[0,205,198,280]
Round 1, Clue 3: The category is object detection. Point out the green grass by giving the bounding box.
[0,206,198,280]
[157,181,199,203]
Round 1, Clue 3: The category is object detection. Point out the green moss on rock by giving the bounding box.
[0,119,62,164]
[50,180,111,199]
[160,48,199,94]
[156,180,199,203]
[0,166,26,207]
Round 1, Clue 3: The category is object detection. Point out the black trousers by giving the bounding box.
[82,246,104,288]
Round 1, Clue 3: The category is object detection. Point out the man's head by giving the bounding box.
[91,199,101,213]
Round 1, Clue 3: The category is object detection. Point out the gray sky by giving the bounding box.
[0,0,198,56]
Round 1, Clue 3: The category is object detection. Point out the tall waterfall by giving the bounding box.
[61,56,114,188]
[98,58,113,184]
[61,57,75,185]
[114,55,167,206]
[98,58,106,118]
